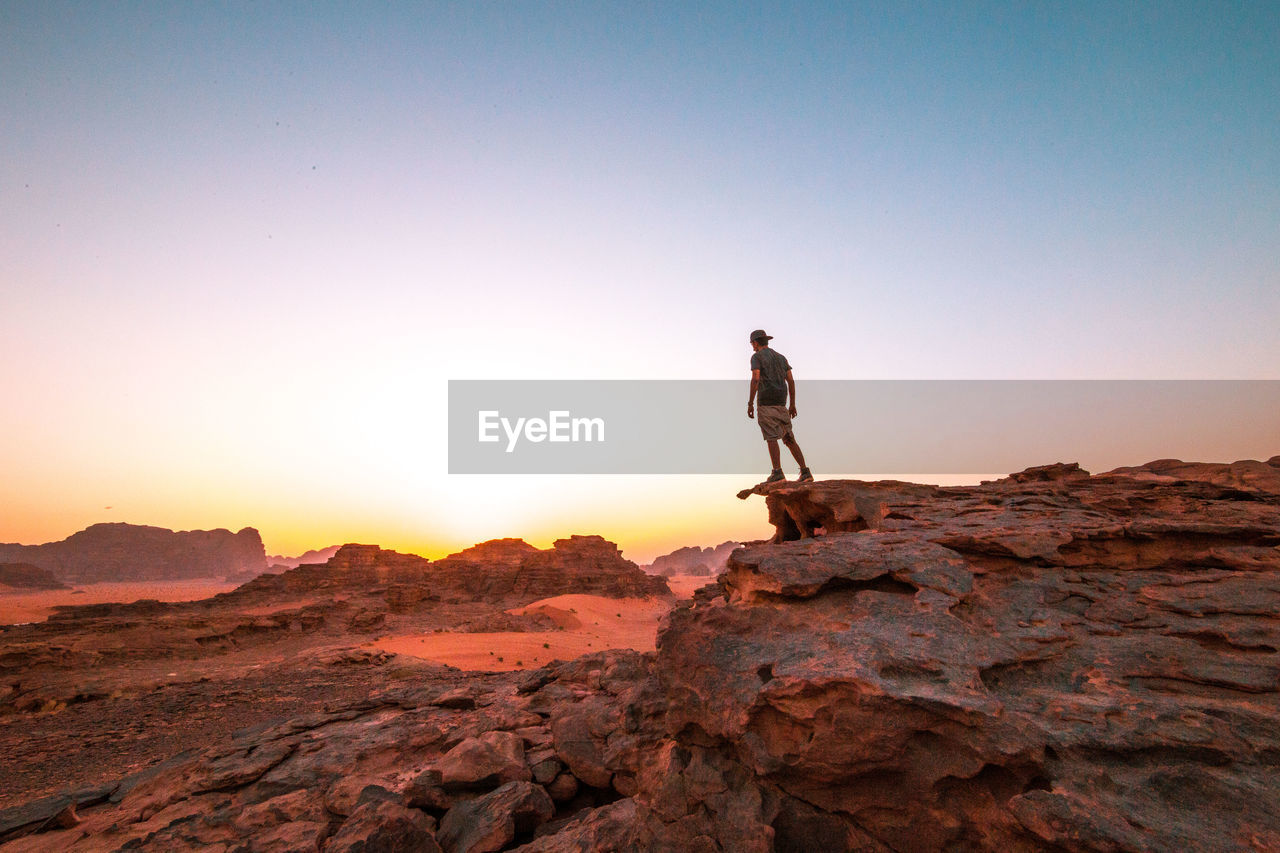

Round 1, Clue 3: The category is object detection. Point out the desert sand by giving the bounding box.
[0,580,240,625]
[372,592,681,671]
[664,573,716,598]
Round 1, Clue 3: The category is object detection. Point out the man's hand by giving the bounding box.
[747,403,755,419]
[788,404,797,418]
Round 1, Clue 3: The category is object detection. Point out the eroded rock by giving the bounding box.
[324,799,440,853]
[434,732,531,789]
[437,781,554,853]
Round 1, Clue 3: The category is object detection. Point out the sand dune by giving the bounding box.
[372,592,680,671]
[665,574,718,598]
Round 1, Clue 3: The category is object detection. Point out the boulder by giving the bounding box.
[551,709,613,789]
[544,772,578,803]
[324,800,440,853]
[437,781,554,853]
[433,731,531,790]
[324,778,396,817]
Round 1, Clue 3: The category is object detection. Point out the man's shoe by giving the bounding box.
[765,469,786,483]
[798,467,815,482]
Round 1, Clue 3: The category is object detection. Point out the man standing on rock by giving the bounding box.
[748,329,814,483]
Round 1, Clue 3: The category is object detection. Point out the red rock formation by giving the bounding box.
[236,543,433,596]
[399,535,670,603]
[235,537,669,609]
[652,460,1280,849]
[1109,456,1280,492]
[445,538,540,566]
[493,535,670,600]
[0,563,68,591]
[0,523,266,583]
[1000,460,1090,482]
[739,478,939,541]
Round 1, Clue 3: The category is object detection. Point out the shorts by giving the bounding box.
[756,405,794,441]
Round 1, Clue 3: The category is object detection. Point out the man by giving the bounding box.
[747,329,813,483]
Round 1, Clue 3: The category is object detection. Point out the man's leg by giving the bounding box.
[767,439,782,470]
[782,434,806,468]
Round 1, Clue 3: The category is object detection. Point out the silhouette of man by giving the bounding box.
[747,329,813,483]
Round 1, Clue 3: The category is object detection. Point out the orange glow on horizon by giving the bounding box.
[1,474,996,565]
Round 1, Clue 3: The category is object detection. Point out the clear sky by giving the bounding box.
[3,2,1277,561]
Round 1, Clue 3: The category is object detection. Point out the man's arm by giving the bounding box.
[748,369,760,418]
[786,369,797,418]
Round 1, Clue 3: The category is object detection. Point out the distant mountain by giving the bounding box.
[646,541,740,577]
[0,562,69,590]
[0,523,267,583]
[265,545,343,569]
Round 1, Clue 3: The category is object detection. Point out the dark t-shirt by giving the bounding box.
[751,346,791,407]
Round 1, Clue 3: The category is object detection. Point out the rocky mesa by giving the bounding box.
[0,523,267,584]
[237,535,669,609]
[1,457,1278,851]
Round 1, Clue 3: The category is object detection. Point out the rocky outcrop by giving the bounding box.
[0,564,68,591]
[233,544,434,600]
[239,537,669,608]
[657,459,1280,850]
[999,461,1090,483]
[445,539,541,566]
[646,541,740,577]
[2,459,1278,851]
[0,652,657,851]
[486,536,670,601]
[737,478,940,541]
[1108,456,1280,493]
[0,524,267,583]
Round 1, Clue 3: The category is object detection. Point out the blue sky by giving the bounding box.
[2,1,1277,557]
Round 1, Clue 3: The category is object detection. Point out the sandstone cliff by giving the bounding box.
[0,524,267,583]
